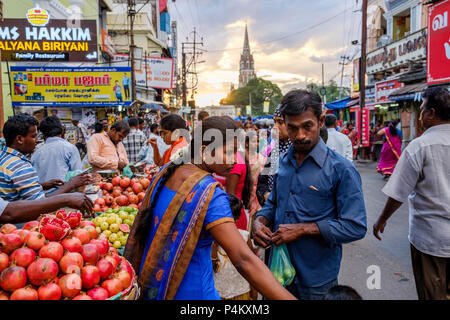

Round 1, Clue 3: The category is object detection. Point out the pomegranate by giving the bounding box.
[10,286,38,300]
[116,195,129,206]
[37,282,61,300]
[81,244,99,265]
[129,204,138,209]
[112,176,121,186]
[94,198,106,206]
[27,258,59,286]
[130,177,140,186]
[140,177,150,189]
[111,189,121,198]
[87,287,109,300]
[132,182,143,194]
[13,229,30,242]
[39,215,71,241]
[89,240,108,256]
[84,226,98,240]
[120,177,131,188]
[126,186,133,193]
[22,220,39,231]
[115,270,131,290]
[81,265,100,289]
[119,258,134,277]
[39,242,64,262]
[108,247,118,255]
[109,253,121,267]
[24,232,46,251]
[101,278,122,297]
[0,224,17,234]
[0,233,22,254]
[73,293,92,300]
[57,211,82,229]
[10,247,36,268]
[79,220,96,228]
[59,252,84,274]
[59,273,82,298]
[61,237,82,253]
[0,266,27,291]
[0,290,9,300]
[0,253,9,272]
[137,192,146,202]
[93,204,102,212]
[73,228,90,245]
[103,195,113,206]
[128,194,139,204]
[97,259,114,280]
[104,183,113,192]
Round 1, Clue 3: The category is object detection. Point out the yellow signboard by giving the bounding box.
[11,66,132,107]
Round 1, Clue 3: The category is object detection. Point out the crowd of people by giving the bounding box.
[0,86,448,301]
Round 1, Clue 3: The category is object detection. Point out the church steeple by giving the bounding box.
[239,24,256,88]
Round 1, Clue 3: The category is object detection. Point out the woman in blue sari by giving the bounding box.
[124,117,295,300]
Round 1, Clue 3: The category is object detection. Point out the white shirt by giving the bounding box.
[382,124,450,257]
[0,197,8,216]
[326,128,353,162]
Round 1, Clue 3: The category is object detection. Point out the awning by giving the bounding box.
[389,82,427,102]
[345,99,359,108]
[325,97,350,110]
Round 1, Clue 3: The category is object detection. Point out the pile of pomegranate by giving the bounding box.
[94,175,151,212]
[0,209,135,300]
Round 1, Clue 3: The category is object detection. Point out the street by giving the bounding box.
[339,161,417,300]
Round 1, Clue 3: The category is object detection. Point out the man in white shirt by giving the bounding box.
[324,114,353,162]
[138,123,169,165]
[373,87,450,300]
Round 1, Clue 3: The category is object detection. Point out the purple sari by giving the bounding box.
[377,127,402,175]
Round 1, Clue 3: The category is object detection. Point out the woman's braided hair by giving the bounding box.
[135,116,237,245]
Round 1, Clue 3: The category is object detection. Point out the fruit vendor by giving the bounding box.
[0,114,91,203]
[0,193,93,224]
[87,120,130,179]
[252,89,367,300]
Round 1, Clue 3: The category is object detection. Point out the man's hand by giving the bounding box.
[271,224,303,246]
[65,193,94,217]
[149,138,158,148]
[118,159,127,170]
[41,179,64,190]
[251,218,273,248]
[373,218,387,241]
[67,172,92,190]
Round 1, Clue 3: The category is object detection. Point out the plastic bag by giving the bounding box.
[65,170,83,182]
[269,243,296,287]
[122,165,133,178]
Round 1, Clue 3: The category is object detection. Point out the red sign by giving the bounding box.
[427,0,450,85]
[375,79,404,103]
[351,107,370,147]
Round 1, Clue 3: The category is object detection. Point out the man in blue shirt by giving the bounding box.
[122,73,130,100]
[252,89,367,300]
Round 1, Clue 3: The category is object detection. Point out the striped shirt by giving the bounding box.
[0,146,45,201]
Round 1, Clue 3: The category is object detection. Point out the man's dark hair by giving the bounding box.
[280,89,322,120]
[3,114,39,146]
[320,127,328,144]
[160,114,187,132]
[150,123,159,133]
[39,116,63,138]
[110,120,130,134]
[198,110,209,121]
[422,87,450,121]
[323,285,362,300]
[138,118,144,125]
[128,117,139,128]
[325,114,337,128]
[94,122,104,133]
[228,193,243,221]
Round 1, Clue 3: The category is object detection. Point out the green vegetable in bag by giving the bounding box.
[269,243,296,287]
[122,165,133,178]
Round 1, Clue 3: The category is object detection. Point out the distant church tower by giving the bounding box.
[238,24,256,88]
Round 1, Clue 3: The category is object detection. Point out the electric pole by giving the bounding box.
[182,43,187,107]
[359,0,368,158]
[128,0,136,103]
[338,55,350,99]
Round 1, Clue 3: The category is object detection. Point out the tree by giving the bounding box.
[306,80,350,103]
[220,78,283,116]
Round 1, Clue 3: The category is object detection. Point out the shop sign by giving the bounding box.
[0,7,98,62]
[101,29,116,58]
[366,29,427,74]
[375,79,404,103]
[10,66,132,107]
[113,54,174,89]
[427,0,450,85]
[352,59,360,93]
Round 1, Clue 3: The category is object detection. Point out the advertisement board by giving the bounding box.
[375,79,404,103]
[113,54,174,89]
[427,0,450,85]
[10,66,132,107]
[0,5,98,62]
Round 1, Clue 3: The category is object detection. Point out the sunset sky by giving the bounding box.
[169,0,363,107]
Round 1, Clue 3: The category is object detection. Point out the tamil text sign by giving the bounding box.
[375,79,404,103]
[427,0,450,85]
[10,66,132,107]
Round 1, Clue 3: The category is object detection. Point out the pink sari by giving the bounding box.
[377,127,402,175]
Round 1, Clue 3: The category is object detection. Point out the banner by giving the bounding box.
[113,54,174,89]
[427,0,450,85]
[10,66,133,107]
[375,79,404,103]
[0,6,98,62]
[263,101,270,113]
